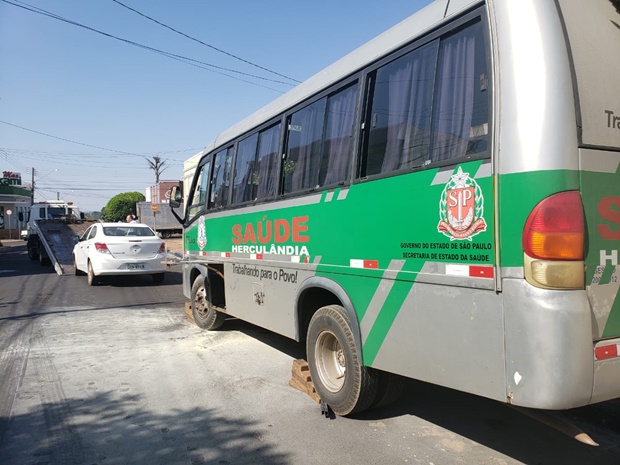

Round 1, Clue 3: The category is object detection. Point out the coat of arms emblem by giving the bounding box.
[197,216,207,250]
[438,167,487,240]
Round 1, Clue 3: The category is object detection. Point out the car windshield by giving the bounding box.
[102,226,155,237]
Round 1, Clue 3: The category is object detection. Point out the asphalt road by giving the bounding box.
[1,239,619,465]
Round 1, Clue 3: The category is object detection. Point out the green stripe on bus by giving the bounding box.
[363,278,414,365]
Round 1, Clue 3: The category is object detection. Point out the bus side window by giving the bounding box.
[187,160,210,221]
[256,124,281,201]
[362,41,438,177]
[283,82,358,194]
[430,21,489,162]
[232,133,259,205]
[320,83,358,186]
[284,98,327,194]
[211,147,233,209]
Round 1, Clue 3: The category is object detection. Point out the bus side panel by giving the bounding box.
[181,263,193,299]
[503,279,594,409]
[223,262,313,340]
[369,282,507,403]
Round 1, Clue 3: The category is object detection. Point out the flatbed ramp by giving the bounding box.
[38,221,91,275]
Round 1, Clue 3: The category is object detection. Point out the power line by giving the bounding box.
[110,0,301,84]
[2,0,294,91]
[1,147,197,163]
[0,120,146,157]
[2,147,187,164]
[38,186,142,191]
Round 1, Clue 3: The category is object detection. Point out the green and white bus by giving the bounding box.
[171,0,620,416]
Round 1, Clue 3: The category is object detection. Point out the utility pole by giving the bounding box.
[31,167,35,206]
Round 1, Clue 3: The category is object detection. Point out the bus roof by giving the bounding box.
[201,0,483,157]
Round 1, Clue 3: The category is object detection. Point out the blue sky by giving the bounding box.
[0,0,433,211]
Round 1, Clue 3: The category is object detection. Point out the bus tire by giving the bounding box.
[371,369,406,409]
[306,305,377,416]
[191,275,225,330]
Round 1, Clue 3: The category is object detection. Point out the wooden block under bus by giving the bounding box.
[292,358,310,372]
[289,359,321,403]
[184,301,195,325]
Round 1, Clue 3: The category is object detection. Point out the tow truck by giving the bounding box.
[20,200,89,275]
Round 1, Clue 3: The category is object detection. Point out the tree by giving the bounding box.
[148,156,168,184]
[83,211,102,221]
[101,192,145,222]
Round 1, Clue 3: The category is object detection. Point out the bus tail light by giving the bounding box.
[522,191,584,289]
[523,191,584,260]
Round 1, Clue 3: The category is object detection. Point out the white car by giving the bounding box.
[73,222,167,285]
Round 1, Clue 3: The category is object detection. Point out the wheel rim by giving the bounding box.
[194,285,208,317]
[314,330,346,393]
[88,263,94,284]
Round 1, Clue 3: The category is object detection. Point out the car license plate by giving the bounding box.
[127,264,145,270]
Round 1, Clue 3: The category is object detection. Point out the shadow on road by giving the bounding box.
[210,317,620,465]
[93,270,184,287]
[218,317,306,361]
[356,379,620,465]
[1,390,289,465]
[0,242,56,277]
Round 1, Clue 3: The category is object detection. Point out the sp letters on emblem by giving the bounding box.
[438,167,487,241]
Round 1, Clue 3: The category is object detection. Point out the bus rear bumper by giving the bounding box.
[503,279,595,409]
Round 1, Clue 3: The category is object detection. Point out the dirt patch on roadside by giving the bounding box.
[164,238,183,255]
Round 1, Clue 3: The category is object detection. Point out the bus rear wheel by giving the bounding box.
[306,305,377,416]
[371,369,406,409]
[191,275,225,330]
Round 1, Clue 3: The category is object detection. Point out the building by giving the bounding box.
[146,180,179,204]
[0,171,31,240]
